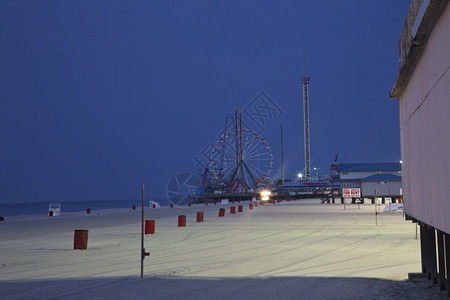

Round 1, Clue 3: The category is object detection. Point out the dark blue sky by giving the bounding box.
[1,1,410,203]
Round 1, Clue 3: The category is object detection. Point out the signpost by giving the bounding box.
[342,188,361,198]
[141,184,150,278]
[342,188,360,210]
[374,189,378,226]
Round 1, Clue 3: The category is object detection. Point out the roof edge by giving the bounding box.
[391,0,449,99]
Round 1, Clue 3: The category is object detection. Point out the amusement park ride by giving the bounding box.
[190,105,274,203]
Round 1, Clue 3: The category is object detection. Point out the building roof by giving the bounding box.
[360,174,402,182]
[338,162,401,172]
[391,0,449,98]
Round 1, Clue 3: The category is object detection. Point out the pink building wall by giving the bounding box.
[399,3,450,233]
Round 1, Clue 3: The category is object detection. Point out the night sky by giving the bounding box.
[1,1,410,203]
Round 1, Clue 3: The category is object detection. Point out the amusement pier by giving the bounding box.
[190,77,402,205]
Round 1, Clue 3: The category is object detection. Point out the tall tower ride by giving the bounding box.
[302,75,311,181]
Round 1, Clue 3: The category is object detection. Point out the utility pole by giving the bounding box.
[280,124,285,185]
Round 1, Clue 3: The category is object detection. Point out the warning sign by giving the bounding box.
[343,188,361,198]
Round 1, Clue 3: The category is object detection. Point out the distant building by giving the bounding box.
[272,180,338,200]
[271,162,402,203]
[331,162,402,203]
[360,173,402,199]
[391,0,450,293]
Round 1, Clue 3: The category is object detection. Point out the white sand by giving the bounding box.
[0,200,446,299]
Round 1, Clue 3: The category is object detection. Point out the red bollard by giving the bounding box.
[86,208,91,214]
[238,205,243,212]
[74,229,88,250]
[219,208,225,217]
[132,205,136,210]
[230,206,236,214]
[153,204,156,208]
[48,211,53,217]
[178,215,186,227]
[249,203,254,210]
[197,212,204,222]
[170,203,174,208]
[145,220,156,234]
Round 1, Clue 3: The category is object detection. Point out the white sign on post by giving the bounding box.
[343,188,361,198]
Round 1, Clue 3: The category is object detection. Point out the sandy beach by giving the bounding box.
[0,200,446,299]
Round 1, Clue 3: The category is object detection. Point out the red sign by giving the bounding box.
[343,188,360,198]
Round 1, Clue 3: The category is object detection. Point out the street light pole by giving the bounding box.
[314,167,320,181]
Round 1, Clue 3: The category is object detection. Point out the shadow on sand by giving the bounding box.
[1,275,446,300]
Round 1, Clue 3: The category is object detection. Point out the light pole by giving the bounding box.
[313,167,320,181]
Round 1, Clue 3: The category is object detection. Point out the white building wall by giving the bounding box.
[361,182,402,197]
[340,172,371,180]
[340,181,361,189]
[399,4,450,233]
[340,171,400,181]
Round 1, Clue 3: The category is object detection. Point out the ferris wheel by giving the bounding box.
[208,127,274,191]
